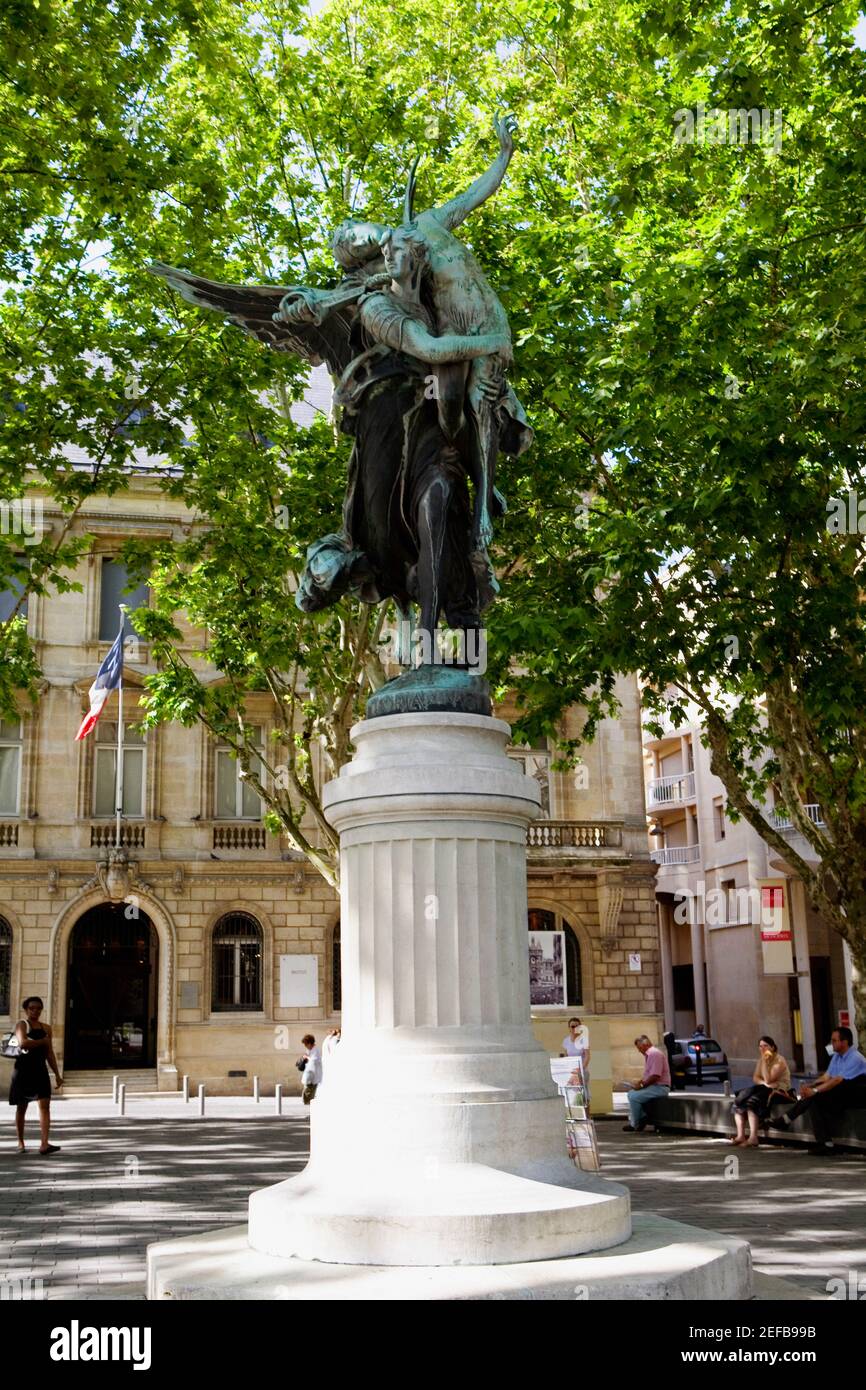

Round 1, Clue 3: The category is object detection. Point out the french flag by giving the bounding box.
[75,630,124,740]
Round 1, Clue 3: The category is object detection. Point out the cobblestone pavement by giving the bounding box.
[1,1097,863,1299]
[0,1096,309,1300]
[596,1115,866,1297]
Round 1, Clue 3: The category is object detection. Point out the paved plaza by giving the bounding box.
[1,1096,863,1300]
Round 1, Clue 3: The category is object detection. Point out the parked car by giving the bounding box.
[669,1036,730,1089]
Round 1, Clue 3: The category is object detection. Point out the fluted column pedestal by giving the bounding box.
[247,712,630,1266]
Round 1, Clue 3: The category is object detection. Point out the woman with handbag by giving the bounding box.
[731,1035,794,1147]
[8,997,62,1154]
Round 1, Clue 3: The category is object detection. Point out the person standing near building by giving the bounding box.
[768,1026,866,1154]
[300,1033,323,1105]
[9,997,62,1154]
[623,1035,671,1132]
[561,1017,591,1102]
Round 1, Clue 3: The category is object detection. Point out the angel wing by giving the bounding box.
[148,263,356,375]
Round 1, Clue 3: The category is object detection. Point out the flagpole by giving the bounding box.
[114,606,125,851]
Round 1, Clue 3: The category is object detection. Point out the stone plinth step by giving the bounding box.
[60,1070,159,1097]
[147,1212,752,1301]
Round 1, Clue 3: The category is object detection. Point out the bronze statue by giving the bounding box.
[150,114,531,673]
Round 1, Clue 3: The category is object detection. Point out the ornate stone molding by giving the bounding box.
[597,867,625,955]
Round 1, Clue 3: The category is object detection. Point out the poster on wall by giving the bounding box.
[757,880,795,975]
[279,954,318,1007]
[528,930,565,1007]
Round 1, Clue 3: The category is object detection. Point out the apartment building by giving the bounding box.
[644,706,856,1072]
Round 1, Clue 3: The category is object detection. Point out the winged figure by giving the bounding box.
[149,113,531,663]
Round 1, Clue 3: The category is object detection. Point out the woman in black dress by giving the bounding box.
[10,996,62,1154]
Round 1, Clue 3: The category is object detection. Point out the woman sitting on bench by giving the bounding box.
[731,1035,794,1148]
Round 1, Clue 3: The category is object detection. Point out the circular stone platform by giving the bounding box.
[147,1212,752,1301]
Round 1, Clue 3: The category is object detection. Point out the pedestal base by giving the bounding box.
[147,1213,752,1301]
[248,1159,630,1266]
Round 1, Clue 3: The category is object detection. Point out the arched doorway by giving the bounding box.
[65,903,159,1069]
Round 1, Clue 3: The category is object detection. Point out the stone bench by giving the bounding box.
[643,1091,866,1151]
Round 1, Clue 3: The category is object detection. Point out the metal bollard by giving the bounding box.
[253,1075,260,1103]
[723,1079,732,1097]
[275,1083,282,1115]
[112,1074,120,1103]
[182,1074,189,1103]
[117,1083,126,1115]
[197,1083,205,1117]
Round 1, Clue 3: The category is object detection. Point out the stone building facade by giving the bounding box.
[0,476,661,1105]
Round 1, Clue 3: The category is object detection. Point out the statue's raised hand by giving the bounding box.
[494,112,518,158]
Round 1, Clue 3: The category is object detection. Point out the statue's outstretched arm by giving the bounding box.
[428,114,517,232]
[359,297,508,363]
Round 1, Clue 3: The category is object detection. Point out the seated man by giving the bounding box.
[623,1034,671,1132]
[768,1026,866,1154]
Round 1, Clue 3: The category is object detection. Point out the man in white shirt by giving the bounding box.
[300,1034,322,1104]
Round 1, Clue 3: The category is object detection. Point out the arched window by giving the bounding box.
[0,917,11,1015]
[332,921,341,1013]
[527,909,582,1006]
[212,912,263,1012]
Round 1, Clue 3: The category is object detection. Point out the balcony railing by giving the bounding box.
[641,706,684,739]
[0,822,19,848]
[650,844,701,866]
[213,823,267,851]
[91,822,146,850]
[768,804,825,832]
[528,821,623,849]
[647,771,696,807]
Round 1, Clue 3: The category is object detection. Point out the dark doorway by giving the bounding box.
[65,904,158,1069]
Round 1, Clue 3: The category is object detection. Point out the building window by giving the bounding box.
[211,912,263,1012]
[0,917,11,1014]
[0,719,22,817]
[332,921,341,1013]
[215,728,263,819]
[99,558,148,641]
[93,721,146,817]
[713,799,726,841]
[527,908,582,1005]
[0,566,28,623]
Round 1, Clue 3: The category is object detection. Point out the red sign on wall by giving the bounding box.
[760,884,791,941]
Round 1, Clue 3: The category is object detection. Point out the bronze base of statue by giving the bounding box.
[366,665,491,719]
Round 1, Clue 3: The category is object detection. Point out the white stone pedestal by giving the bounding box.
[250,712,629,1266]
[147,710,750,1298]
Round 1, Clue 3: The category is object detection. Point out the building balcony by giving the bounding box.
[647,771,696,808]
[641,707,686,745]
[213,822,268,851]
[527,820,623,851]
[90,821,147,851]
[0,821,19,849]
[768,804,825,832]
[650,844,701,866]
